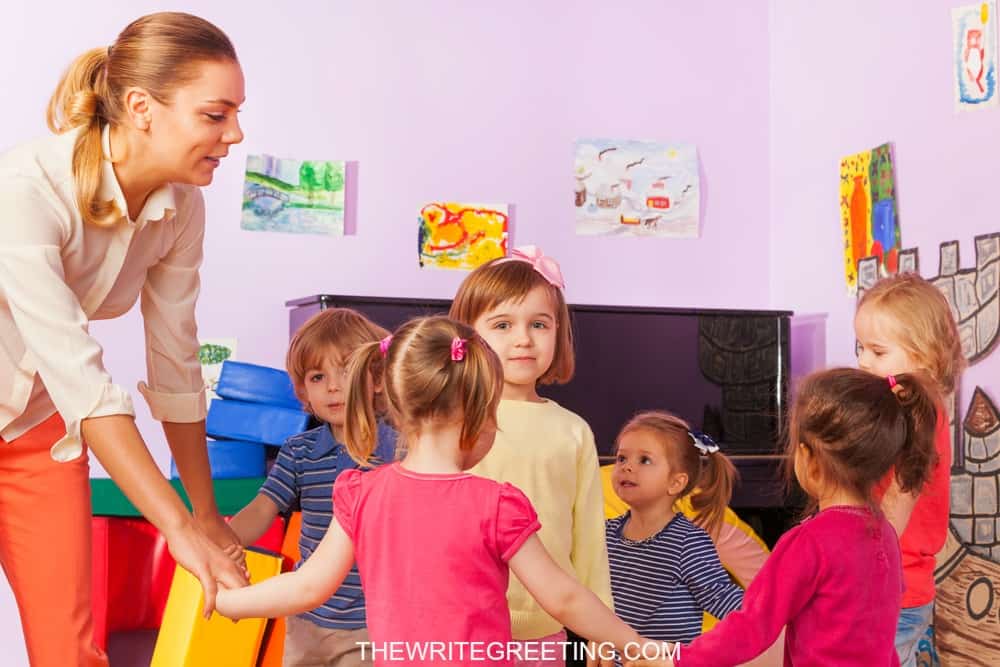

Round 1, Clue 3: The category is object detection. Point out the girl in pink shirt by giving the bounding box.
[626,367,940,667]
[217,316,666,666]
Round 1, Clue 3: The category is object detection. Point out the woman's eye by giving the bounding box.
[205,113,226,122]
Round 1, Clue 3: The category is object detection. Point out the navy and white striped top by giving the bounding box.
[260,421,397,629]
[606,512,744,645]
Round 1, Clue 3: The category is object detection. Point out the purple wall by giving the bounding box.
[770,0,1000,404]
[0,2,770,659]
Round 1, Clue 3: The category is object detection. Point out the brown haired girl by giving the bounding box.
[626,368,939,667]
[450,246,612,665]
[605,411,743,658]
[0,12,246,665]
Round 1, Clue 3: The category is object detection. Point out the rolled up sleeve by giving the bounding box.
[0,176,134,461]
[138,188,207,423]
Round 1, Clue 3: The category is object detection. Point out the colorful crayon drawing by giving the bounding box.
[839,143,901,295]
[574,138,700,238]
[241,154,346,236]
[953,2,998,111]
[418,202,509,270]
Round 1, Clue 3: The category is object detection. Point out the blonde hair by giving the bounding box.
[343,316,504,465]
[46,12,237,227]
[617,411,737,538]
[286,308,389,413]
[449,258,575,384]
[858,273,965,395]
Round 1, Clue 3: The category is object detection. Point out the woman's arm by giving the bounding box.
[217,517,355,620]
[82,415,247,615]
[163,419,246,563]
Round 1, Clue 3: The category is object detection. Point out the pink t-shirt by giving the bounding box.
[333,463,541,666]
[678,506,902,667]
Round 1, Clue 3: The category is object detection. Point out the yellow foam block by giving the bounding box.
[151,548,283,667]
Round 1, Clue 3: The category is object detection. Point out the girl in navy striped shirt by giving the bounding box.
[600,412,743,665]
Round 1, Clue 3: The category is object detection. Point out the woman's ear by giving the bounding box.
[123,87,153,131]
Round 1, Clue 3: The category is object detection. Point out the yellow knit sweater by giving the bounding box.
[470,398,613,639]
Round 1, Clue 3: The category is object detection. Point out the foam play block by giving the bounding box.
[216,361,301,410]
[91,517,174,650]
[257,512,303,667]
[170,439,267,480]
[151,548,283,667]
[91,515,287,651]
[91,477,266,517]
[207,399,311,447]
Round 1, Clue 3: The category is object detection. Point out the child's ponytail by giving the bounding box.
[343,340,386,466]
[889,372,939,495]
[689,451,738,538]
[454,334,504,451]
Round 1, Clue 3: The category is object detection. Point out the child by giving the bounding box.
[604,411,743,664]
[216,316,666,666]
[449,246,612,665]
[623,368,940,667]
[227,308,397,667]
[855,273,964,667]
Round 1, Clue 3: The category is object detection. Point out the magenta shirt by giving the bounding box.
[679,506,902,667]
[334,463,540,666]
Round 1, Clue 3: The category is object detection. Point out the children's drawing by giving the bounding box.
[241,154,346,236]
[199,338,236,403]
[418,202,508,270]
[839,143,901,294]
[953,2,998,110]
[574,139,700,238]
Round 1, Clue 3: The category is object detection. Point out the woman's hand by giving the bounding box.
[197,511,248,575]
[163,519,249,618]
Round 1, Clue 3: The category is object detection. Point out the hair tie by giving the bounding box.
[450,337,467,362]
[887,374,897,389]
[689,430,720,456]
[107,45,113,58]
[379,335,393,358]
[495,245,566,289]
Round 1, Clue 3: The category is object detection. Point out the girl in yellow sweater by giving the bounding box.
[450,246,612,667]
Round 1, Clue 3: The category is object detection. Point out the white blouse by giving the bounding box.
[0,124,207,461]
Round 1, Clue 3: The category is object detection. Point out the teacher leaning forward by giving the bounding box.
[0,12,250,666]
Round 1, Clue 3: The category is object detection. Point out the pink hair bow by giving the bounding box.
[379,335,393,358]
[497,245,566,289]
[451,337,466,362]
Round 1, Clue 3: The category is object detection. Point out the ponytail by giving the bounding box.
[343,341,385,466]
[889,372,939,495]
[689,452,738,538]
[454,335,504,451]
[47,47,121,228]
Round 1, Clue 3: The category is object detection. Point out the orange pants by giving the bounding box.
[0,413,108,666]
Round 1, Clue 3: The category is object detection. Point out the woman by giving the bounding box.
[0,12,249,666]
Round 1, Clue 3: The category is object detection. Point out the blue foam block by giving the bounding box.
[206,399,311,447]
[170,439,267,480]
[215,361,301,410]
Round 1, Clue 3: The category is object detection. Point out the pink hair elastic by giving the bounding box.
[450,337,467,362]
[887,374,897,389]
[379,335,393,358]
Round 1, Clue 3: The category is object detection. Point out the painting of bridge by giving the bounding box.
[241,154,346,236]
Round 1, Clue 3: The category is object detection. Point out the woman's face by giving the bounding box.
[146,59,245,186]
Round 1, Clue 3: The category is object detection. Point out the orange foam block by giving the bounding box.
[151,548,283,667]
[257,511,303,667]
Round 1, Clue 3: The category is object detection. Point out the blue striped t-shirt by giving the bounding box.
[606,512,744,645]
[260,421,397,629]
